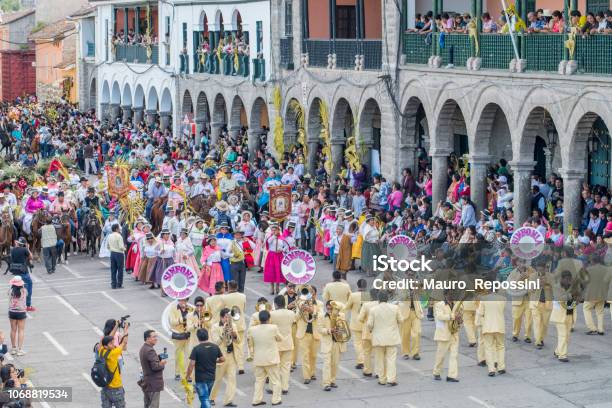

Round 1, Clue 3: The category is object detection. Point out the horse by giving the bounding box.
[82,209,102,257]
[55,211,75,264]
[0,123,12,158]
[188,194,216,223]
[150,196,167,235]
[29,209,49,261]
[0,212,14,269]
[30,134,40,160]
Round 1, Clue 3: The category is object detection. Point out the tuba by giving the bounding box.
[222,318,235,353]
[329,301,351,343]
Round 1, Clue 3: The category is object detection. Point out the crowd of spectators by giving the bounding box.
[407,8,612,35]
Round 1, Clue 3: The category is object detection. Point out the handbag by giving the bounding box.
[170,331,190,341]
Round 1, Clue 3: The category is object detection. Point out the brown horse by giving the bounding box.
[0,212,14,261]
[56,211,74,263]
[29,209,48,261]
[188,194,216,223]
[150,196,167,235]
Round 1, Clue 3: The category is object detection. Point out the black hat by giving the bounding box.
[145,232,154,240]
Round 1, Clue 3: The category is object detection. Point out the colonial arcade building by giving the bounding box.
[90,0,612,234]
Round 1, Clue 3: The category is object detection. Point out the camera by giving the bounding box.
[158,347,168,360]
[117,315,130,329]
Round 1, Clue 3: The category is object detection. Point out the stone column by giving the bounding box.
[431,149,451,207]
[330,139,345,191]
[228,126,241,143]
[307,138,318,176]
[398,142,417,176]
[121,105,132,123]
[132,107,144,124]
[544,147,553,178]
[159,111,171,131]
[100,103,109,120]
[560,168,585,236]
[210,122,223,145]
[361,140,374,177]
[145,109,157,127]
[510,161,536,227]
[247,129,261,160]
[110,103,121,120]
[469,155,491,213]
[284,130,298,148]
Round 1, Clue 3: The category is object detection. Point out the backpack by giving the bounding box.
[91,346,117,387]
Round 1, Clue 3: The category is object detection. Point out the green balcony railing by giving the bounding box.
[523,34,564,72]
[576,34,612,75]
[403,32,430,65]
[435,33,472,68]
[115,44,159,64]
[479,34,515,70]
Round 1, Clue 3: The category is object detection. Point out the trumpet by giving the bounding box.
[199,310,212,328]
[329,301,351,343]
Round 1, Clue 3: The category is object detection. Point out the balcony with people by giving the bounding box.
[300,0,382,71]
[187,10,265,81]
[402,0,612,76]
[111,5,159,65]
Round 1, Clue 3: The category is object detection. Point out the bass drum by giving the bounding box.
[161,300,195,336]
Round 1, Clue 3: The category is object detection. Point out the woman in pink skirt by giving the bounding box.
[263,223,289,295]
[126,218,145,278]
[199,236,224,295]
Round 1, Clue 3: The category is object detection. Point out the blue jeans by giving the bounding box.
[21,273,32,307]
[195,381,214,408]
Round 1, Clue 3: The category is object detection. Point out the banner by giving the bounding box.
[106,165,131,198]
[269,184,292,220]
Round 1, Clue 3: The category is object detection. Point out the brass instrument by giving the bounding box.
[255,300,271,313]
[329,301,351,343]
[560,268,589,311]
[449,298,466,335]
[230,305,242,321]
[199,310,212,328]
[296,284,316,323]
[222,319,235,347]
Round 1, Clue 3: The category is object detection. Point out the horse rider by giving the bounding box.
[145,176,168,219]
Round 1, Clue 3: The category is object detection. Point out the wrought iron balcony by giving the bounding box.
[114,44,159,64]
[192,52,250,77]
[301,39,382,70]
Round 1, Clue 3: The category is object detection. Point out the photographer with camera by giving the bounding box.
[9,238,35,313]
[139,330,167,408]
[95,326,129,408]
[0,363,29,407]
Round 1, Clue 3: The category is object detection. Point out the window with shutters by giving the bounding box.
[256,21,263,53]
[587,0,609,13]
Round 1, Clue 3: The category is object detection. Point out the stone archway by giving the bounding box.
[182,90,194,117]
[110,81,121,120]
[160,88,173,131]
[400,96,428,177]
[359,98,381,177]
[249,97,269,159]
[145,87,159,127]
[89,77,96,111]
[211,93,227,144]
[306,97,324,175]
[330,98,354,189]
[121,83,132,123]
[284,98,304,150]
[195,92,210,142]
[100,80,110,119]
[431,99,468,206]
[470,103,512,211]
[229,95,247,141]
[512,107,559,226]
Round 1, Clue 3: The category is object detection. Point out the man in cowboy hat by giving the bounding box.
[145,176,168,219]
[210,201,232,227]
[162,205,180,241]
[219,165,238,200]
[216,222,234,283]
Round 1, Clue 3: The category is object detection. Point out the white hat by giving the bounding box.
[498,175,507,184]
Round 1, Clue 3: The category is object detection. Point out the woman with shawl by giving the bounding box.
[199,236,224,295]
[175,228,200,272]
